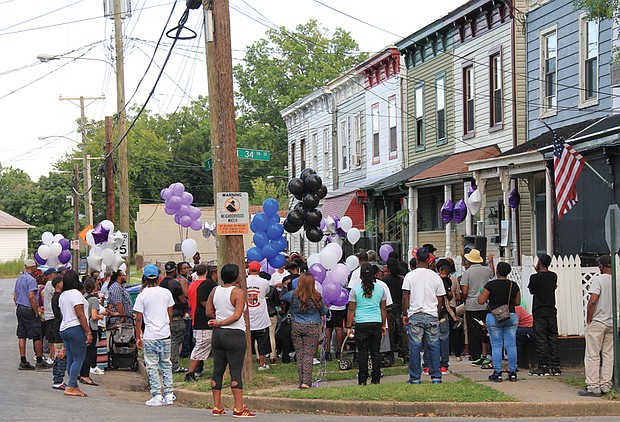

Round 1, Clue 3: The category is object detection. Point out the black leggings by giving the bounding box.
[80,329,99,377]
[211,327,246,390]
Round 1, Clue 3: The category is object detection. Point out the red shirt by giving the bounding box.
[515,305,533,328]
[187,278,204,321]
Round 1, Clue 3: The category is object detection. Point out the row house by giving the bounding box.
[469,0,616,262]
[281,47,404,255]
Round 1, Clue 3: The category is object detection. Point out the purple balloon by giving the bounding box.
[181,191,194,205]
[332,215,340,229]
[164,206,176,216]
[170,182,185,196]
[453,199,467,224]
[467,185,477,197]
[319,218,326,231]
[58,249,72,264]
[188,206,202,220]
[161,188,173,200]
[441,199,454,224]
[179,215,192,228]
[322,280,341,303]
[190,219,203,231]
[509,189,521,209]
[59,238,70,250]
[332,288,349,307]
[176,204,190,217]
[166,195,182,211]
[91,223,110,245]
[34,252,46,265]
[379,244,394,262]
[309,263,327,284]
[174,214,182,224]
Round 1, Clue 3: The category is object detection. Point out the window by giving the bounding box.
[415,85,424,148]
[311,132,318,170]
[322,128,329,157]
[354,113,362,167]
[490,53,503,126]
[347,116,353,168]
[388,96,397,155]
[371,103,380,162]
[541,28,557,114]
[300,138,306,170]
[291,142,296,176]
[340,120,348,170]
[463,65,474,135]
[435,76,446,143]
[580,17,598,104]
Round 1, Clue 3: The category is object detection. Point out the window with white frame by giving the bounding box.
[490,52,503,126]
[372,103,380,162]
[435,75,446,143]
[323,127,329,158]
[300,138,306,170]
[291,142,296,176]
[311,132,318,170]
[340,119,348,170]
[541,28,557,114]
[463,65,474,135]
[388,96,397,155]
[347,115,353,168]
[415,84,424,148]
[580,16,598,104]
[354,113,362,167]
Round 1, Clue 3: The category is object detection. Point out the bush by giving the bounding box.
[0,259,23,278]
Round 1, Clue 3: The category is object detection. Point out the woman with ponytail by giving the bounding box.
[346,263,386,385]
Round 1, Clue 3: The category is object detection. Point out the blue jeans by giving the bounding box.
[486,313,518,373]
[53,353,67,385]
[423,317,450,368]
[60,326,87,388]
[408,313,441,382]
[143,338,173,397]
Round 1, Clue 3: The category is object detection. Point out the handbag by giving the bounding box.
[490,281,513,323]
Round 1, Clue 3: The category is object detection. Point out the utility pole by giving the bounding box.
[73,164,80,270]
[105,116,116,223]
[204,0,252,380]
[59,95,104,228]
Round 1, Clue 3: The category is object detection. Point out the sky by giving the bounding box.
[0,0,467,181]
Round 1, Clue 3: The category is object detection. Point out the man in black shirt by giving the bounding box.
[527,254,561,376]
[382,258,407,361]
[160,261,188,373]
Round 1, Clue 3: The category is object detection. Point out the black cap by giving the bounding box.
[44,268,58,276]
[165,261,176,273]
[422,243,437,253]
[597,255,612,268]
[286,261,299,270]
[416,248,430,262]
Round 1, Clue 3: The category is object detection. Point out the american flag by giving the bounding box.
[552,131,585,219]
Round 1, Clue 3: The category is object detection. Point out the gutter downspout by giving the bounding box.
[329,90,339,190]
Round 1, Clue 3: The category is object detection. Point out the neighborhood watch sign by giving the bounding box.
[216,192,249,235]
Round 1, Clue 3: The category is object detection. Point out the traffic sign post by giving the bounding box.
[605,204,620,391]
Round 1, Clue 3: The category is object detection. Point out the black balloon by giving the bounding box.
[293,192,304,201]
[302,193,319,209]
[317,184,328,199]
[288,177,306,196]
[305,208,322,227]
[283,219,302,233]
[286,210,305,227]
[293,202,307,218]
[304,174,323,193]
[300,168,316,182]
[305,226,323,243]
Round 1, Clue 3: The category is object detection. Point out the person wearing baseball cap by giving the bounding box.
[15,258,50,370]
[246,261,272,371]
[159,261,188,373]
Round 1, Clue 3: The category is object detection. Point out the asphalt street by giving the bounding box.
[0,277,617,421]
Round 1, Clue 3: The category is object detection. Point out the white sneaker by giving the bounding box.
[312,358,321,365]
[145,395,164,406]
[46,357,54,365]
[257,364,270,371]
[164,393,175,405]
[90,367,105,375]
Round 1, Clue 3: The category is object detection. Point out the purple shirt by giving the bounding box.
[14,272,37,307]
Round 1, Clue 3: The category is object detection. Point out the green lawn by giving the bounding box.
[0,259,22,278]
[560,377,619,400]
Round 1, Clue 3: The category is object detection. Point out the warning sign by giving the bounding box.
[216,192,249,235]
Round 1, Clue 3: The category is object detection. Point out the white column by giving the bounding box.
[500,169,512,264]
[444,184,452,257]
[408,186,415,253]
[464,180,472,236]
[545,169,554,255]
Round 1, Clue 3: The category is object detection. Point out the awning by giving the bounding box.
[408,145,501,183]
[319,191,365,230]
[362,155,447,193]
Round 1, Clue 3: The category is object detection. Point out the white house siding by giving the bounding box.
[453,21,514,154]
[0,228,29,262]
[334,80,366,189]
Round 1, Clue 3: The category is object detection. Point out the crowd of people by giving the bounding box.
[16,243,615,411]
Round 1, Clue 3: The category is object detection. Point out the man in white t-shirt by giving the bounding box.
[246,261,272,370]
[134,264,175,407]
[402,248,446,385]
[269,266,289,290]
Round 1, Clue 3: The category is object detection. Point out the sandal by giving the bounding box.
[481,362,494,369]
[79,378,99,386]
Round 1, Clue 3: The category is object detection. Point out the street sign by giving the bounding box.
[114,232,129,257]
[216,192,249,235]
[70,239,80,250]
[204,157,213,172]
[237,148,270,161]
[605,204,620,252]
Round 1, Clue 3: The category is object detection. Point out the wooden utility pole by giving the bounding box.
[204,0,252,380]
[73,163,80,270]
[105,116,116,223]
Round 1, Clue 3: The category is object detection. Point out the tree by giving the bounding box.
[249,177,288,211]
[574,0,619,20]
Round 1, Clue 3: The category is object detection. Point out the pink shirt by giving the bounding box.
[515,306,533,328]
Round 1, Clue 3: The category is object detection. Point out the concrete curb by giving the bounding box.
[173,388,620,417]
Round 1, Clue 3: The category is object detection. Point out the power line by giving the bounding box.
[0,0,86,32]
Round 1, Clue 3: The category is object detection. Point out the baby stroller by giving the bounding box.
[338,325,394,370]
[108,316,138,371]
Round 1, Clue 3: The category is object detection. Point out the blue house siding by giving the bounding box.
[527,0,613,140]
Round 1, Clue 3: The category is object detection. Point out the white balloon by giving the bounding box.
[49,242,62,258]
[53,233,64,242]
[339,216,353,232]
[345,255,360,272]
[46,256,60,269]
[41,231,54,246]
[325,216,336,233]
[86,229,95,247]
[102,248,116,266]
[468,189,482,215]
[100,219,115,233]
[87,255,103,272]
[110,252,125,272]
[100,241,116,250]
[320,244,342,269]
[307,253,321,268]
[112,231,124,247]
[90,246,104,258]
[346,228,361,245]
[325,243,343,262]
[38,244,51,260]
[181,238,198,258]
[119,262,127,273]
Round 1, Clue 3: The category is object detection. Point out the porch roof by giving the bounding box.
[362,155,446,193]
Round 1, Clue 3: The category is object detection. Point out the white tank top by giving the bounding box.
[213,285,245,331]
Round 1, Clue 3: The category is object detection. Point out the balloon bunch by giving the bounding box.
[160,182,203,230]
[86,220,126,272]
[300,244,351,307]
[284,168,328,243]
[321,215,362,245]
[440,198,468,225]
[35,232,72,268]
[246,198,287,269]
